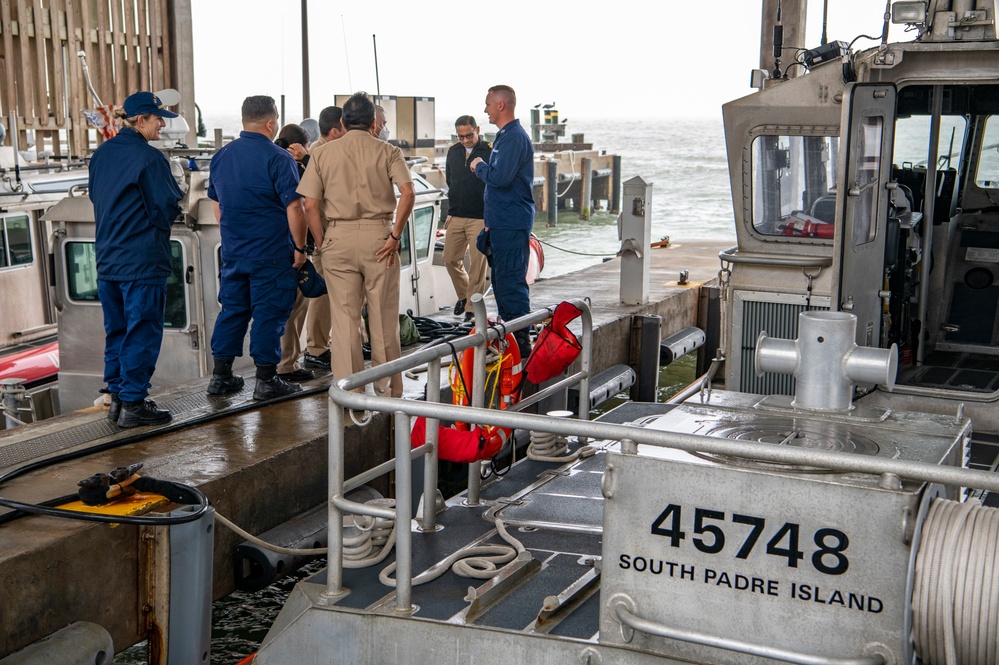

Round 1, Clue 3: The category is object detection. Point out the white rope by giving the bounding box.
[215,511,327,556]
[378,518,526,587]
[555,151,576,199]
[342,498,398,568]
[912,497,999,665]
[527,429,596,463]
[219,504,530,591]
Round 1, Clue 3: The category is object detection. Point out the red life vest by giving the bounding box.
[523,301,583,385]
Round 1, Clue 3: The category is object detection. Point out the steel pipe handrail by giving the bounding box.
[327,388,999,493]
[324,297,594,604]
[343,444,430,495]
[338,296,589,393]
[610,597,885,665]
[719,245,833,268]
[331,496,397,521]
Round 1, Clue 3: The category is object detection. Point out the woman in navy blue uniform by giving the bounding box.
[88,91,183,427]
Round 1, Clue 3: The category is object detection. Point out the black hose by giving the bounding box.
[0,383,330,526]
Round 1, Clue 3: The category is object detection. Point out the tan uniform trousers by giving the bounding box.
[322,218,402,397]
[305,248,332,356]
[278,288,309,373]
[443,215,488,301]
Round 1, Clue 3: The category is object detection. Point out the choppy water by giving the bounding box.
[200,113,737,279]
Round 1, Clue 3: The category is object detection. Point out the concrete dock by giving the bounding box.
[0,240,730,658]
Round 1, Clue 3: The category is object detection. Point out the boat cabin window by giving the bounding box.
[413,206,434,262]
[975,116,999,188]
[0,215,33,268]
[892,115,967,225]
[751,134,839,239]
[398,205,436,268]
[65,240,188,328]
[852,116,884,246]
[894,115,967,169]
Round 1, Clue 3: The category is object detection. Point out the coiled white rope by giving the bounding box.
[343,498,398,568]
[378,518,527,587]
[527,429,597,463]
[912,497,999,665]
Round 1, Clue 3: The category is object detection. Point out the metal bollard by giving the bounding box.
[756,311,897,411]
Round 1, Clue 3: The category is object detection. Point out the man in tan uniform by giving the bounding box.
[298,92,415,397]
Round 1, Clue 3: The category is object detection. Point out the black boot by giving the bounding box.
[207,357,244,395]
[253,364,303,400]
[117,399,172,428]
[107,394,121,422]
[514,329,532,362]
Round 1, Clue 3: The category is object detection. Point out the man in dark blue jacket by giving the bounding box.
[89,91,183,427]
[470,85,535,357]
[206,95,318,400]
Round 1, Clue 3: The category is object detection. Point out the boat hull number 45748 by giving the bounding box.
[647,503,850,575]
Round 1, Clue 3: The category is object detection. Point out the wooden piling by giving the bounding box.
[547,160,558,227]
[580,157,593,220]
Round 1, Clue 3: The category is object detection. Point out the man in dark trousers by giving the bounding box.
[469,85,536,358]
[444,115,491,319]
[205,95,322,400]
[89,90,183,428]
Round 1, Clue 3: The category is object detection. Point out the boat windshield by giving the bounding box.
[975,116,999,189]
[65,239,189,328]
[751,133,839,239]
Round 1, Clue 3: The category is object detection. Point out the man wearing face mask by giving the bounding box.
[205,95,323,400]
[89,91,183,427]
[373,105,391,141]
[443,115,491,319]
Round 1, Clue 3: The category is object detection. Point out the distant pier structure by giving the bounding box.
[529,103,621,222]
[402,100,621,223]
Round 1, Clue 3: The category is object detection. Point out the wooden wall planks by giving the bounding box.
[0,0,180,156]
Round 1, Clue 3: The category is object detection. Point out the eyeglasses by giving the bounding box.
[457,131,477,140]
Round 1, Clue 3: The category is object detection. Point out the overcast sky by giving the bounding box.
[191,0,903,124]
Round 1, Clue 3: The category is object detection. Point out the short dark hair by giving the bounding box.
[454,115,477,129]
[488,85,517,108]
[342,92,375,130]
[277,123,310,147]
[242,95,278,123]
[318,106,343,137]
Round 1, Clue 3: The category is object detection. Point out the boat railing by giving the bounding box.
[323,293,593,609]
[322,296,999,612]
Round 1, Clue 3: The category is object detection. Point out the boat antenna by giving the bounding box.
[341,16,352,90]
[77,51,103,107]
[772,0,784,78]
[301,0,311,118]
[881,0,891,44]
[820,0,829,45]
[373,34,381,97]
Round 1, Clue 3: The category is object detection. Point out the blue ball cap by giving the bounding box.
[122,91,179,118]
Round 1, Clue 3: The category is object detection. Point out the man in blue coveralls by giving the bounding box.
[89,90,183,428]
[205,95,321,400]
[469,84,535,359]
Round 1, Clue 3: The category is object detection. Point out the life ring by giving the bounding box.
[449,329,523,460]
[526,234,544,285]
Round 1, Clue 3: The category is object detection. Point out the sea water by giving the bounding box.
[114,116,728,663]
[196,114,736,279]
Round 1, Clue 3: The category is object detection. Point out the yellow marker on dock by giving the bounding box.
[59,492,171,518]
